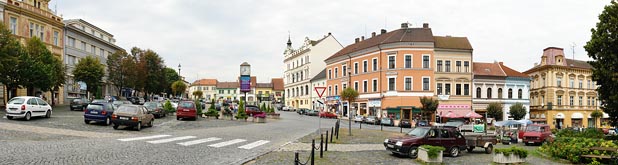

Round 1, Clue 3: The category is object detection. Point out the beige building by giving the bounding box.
[525,47,608,129]
[189,79,218,100]
[433,36,474,119]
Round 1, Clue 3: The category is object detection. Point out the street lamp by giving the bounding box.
[178,63,181,76]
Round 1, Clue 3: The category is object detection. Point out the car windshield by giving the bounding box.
[113,101,123,104]
[144,102,158,109]
[8,98,25,104]
[407,127,430,137]
[87,104,104,110]
[116,106,138,114]
[526,125,541,132]
[179,102,194,108]
[92,99,107,103]
[72,99,83,103]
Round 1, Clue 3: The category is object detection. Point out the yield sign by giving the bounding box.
[314,87,326,98]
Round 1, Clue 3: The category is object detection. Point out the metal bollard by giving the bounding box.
[311,139,315,165]
[330,127,334,142]
[325,131,328,151]
[400,125,403,133]
[320,134,324,158]
[360,121,362,129]
[294,152,299,165]
[381,124,383,131]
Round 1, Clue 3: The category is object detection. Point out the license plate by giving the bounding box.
[90,111,98,114]
[183,109,189,111]
[120,117,128,120]
[387,144,394,148]
[528,141,534,144]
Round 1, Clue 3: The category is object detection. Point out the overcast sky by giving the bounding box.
[55,0,610,83]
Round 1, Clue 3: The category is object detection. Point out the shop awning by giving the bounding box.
[385,107,399,113]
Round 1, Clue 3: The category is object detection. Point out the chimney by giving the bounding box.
[328,32,331,35]
[361,36,365,41]
[355,38,360,43]
[372,32,376,37]
[423,23,429,28]
[401,23,408,29]
[381,29,387,34]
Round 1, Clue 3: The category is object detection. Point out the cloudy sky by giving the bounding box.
[55,0,610,83]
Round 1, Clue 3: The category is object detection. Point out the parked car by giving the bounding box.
[381,118,394,126]
[111,105,154,131]
[416,120,430,127]
[112,100,131,108]
[319,111,337,118]
[354,115,365,123]
[282,106,290,111]
[523,124,554,146]
[297,108,309,115]
[91,99,108,103]
[143,101,166,118]
[245,105,263,116]
[306,110,319,116]
[364,116,379,125]
[5,96,53,121]
[69,97,89,111]
[176,101,197,121]
[400,119,412,128]
[384,127,467,159]
[84,102,116,125]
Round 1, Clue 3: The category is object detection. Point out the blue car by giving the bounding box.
[84,102,116,125]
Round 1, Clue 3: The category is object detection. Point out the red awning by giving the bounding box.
[442,111,463,118]
[437,104,471,118]
[464,111,483,118]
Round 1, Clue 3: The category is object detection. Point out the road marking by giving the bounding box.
[208,139,247,148]
[117,135,172,142]
[147,136,197,144]
[238,140,270,150]
[177,137,222,146]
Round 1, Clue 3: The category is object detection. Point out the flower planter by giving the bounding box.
[493,153,525,164]
[254,117,266,123]
[418,147,443,163]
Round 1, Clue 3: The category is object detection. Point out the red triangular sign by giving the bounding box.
[314,87,326,98]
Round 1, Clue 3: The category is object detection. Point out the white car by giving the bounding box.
[5,96,53,121]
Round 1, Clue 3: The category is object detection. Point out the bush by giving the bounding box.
[235,100,248,120]
[195,100,203,115]
[538,137,618,163]
[556,128,604,138]
[494,146,528,159]
[420,145,445,159]
[163,100,174,113]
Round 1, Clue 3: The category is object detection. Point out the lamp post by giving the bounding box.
[240,62,251,112]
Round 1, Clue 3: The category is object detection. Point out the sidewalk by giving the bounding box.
[278,142,384,152]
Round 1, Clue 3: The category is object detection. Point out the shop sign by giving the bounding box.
[368,99,381,107]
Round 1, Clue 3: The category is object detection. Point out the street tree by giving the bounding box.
[487,102,504,121]
[584,1,618,127]
[0,23,24,99]
[22,37,66,106]
[420,96,439,122]
[107,50,130,96]
[192,90,203,99]
[590,110,604,128]
[509,102,527,120]
[171,80,187,98]
[341,87,359,136]
[140,50,166,96]
[163,68,180,96]
[73,56,105,98]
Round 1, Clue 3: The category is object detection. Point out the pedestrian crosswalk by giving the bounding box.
[117,135,270,150]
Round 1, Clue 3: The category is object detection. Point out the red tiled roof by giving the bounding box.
[192,79,218,86]
[251,76,256,87]
[216,82,239,88]
[271,78,284,91]
[473,62,506,77]
[499,62,528,78]
[256,83,273,88]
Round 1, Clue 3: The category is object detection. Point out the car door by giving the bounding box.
[36,98,50,114]
[440,129,455,149]
[141,107,151,124]
[27,98,41,115]
[426,129,442,146]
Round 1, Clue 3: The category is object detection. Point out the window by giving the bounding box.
[342,83,347,90]
[588,97,591,106]
[328,69,332,79]
[405,77,412,91]
[372,79,378,92]
[476,88,481,98]
[53,31,59,46]
[363,60,368,73]
[569,78,574,88]
[445,83,451,95]
[354,81,359,91]
[569,96,574,106]
[587,80,591,89]
[456,61,461,72]
[306,85,309,95]
[437,60,443,72]
[342,65,347,76]
[508,88,513,99]
[354,62,358,74]
[445,60,451,72]
[518,89,522,99]
[372,58,378,71]
[328,86,332,96]
[498,88,503,99]
[579,96,583,106]
[363,80,368,93]
[579,80,583,89]
[100,48,104,56]
[335,85,338,95]
[437,83,443,95]
[422,55,430,68]
[67,37,75,47]
[10,17,17,34]
[405,55,412,68]
[29,23,34,38]
[423,77,430,91]
[464,61,470,72]
[388,55,396,69]
[487,88,492,99]
[456,84,461,95]
[388,78,395,91]
[81,41,87,50]
[334,68,338,78]
[592,97,596,106]
[557,77,562,87]
[557,95,562,105]
[91,45,96,53]
[464,84,470,95]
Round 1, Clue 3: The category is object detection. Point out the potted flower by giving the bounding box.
[493,146,528,164]
[253,112,266,123]
[418,145,445,163]
[265,104,280,119]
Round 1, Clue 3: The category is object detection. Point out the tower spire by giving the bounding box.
[287,31,292,47]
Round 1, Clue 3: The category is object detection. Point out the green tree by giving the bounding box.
[590,110,604,128]
[260,102,266,112]
[73,56,105,98]
[195,99,203,115]
[163,100,174,113]
[171,80,187,98]
[420,96,439,122]
[235,100,248,120]
[487,102,504,121]
[209,99,216,111]
[0,23,25,99]
[341,87,359,136]
[22,37,65,99]
[192,90,203,99]
[509,103,527,120]
[140,50,166,95]
[585,1,618,127]
[107,50,131,96]
[163,68,180,96]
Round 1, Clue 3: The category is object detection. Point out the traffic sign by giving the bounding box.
[314,87,326,98]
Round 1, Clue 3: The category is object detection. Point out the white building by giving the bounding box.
[473,62,531,121]
[310,69,327,111]
[283,33,343,109]
[188,79,218,100]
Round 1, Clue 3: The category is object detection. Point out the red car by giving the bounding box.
[319,112,337,118]
[176,101,197,121]
[523,124,553,145]
[245,105,262,116]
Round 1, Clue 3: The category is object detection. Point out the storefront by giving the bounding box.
[325,96,341,114]
[385,106,421,125]
[368,99,381,117]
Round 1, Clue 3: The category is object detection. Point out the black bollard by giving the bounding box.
[325,131,328,151]
[330,127,334,142]
[381,123,383,131]
[294,152,299,165]
[400,125,403,133]
[360,121,362,129]
[320,134,323,158]
[311,139,315,165]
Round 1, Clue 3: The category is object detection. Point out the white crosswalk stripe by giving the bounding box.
[177,137,222,146]
[147,136,197,144]
[117,135,172,142]
[238,140,270,150]
[208,139,247,148]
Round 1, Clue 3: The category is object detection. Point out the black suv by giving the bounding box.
[70,98,90,111]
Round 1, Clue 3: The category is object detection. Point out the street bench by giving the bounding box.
[581,147,618,163]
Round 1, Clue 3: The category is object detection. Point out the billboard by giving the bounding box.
[240,75,251,92]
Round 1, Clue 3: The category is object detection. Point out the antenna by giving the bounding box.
[570,42,576,59]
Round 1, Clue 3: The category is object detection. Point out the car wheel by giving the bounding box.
[392,152,399,156]
[45,110,51,118]
[148,120,153,127]
[7,116,13,120]
[450,146,460,157]
[113,124,119,130]
[485,145,493,154]
[24,112,31,121]
[177,117,180,120]
[136,122,141,131]
[105,117,111,126]
[84,120,90,124]
[408,146,418,159]
[524,142,530,146]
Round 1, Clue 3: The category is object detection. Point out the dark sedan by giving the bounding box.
[69,98,89,111]
[400,119,412,128]
[84,102,116,125]
[144,101,166,118]
[306,110,319,116]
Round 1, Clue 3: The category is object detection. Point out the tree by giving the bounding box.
[192,90,203,99]
[73,56,105,98]
[171,80,187,98]
[107,50,131,96]
[235,100,248,120]
[420,96,439,122]
[0,23,25,99]
[509,103,527,120]
[163,68,180,96]
[585,1,618,127]
[487,102,504,121]
[22,37,66,99]
[140,50,166,95]
[341,87,359,136]
[590,110,604,128]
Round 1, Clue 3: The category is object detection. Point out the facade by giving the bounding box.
[255,83,273,106]
[472,62,530,121]
[2,0,65,105]
[271,78,284,104]
[525,47,607,129]
[283,33,343,109]
[63,19,123,103]
[324,23,435,124]
[433,36,474,120]
[310,69,327,111]
[216,82,239,102]
[188,79,218,100]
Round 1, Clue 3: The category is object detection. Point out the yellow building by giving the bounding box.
[2,0,65,105]
[525,47,609,129]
